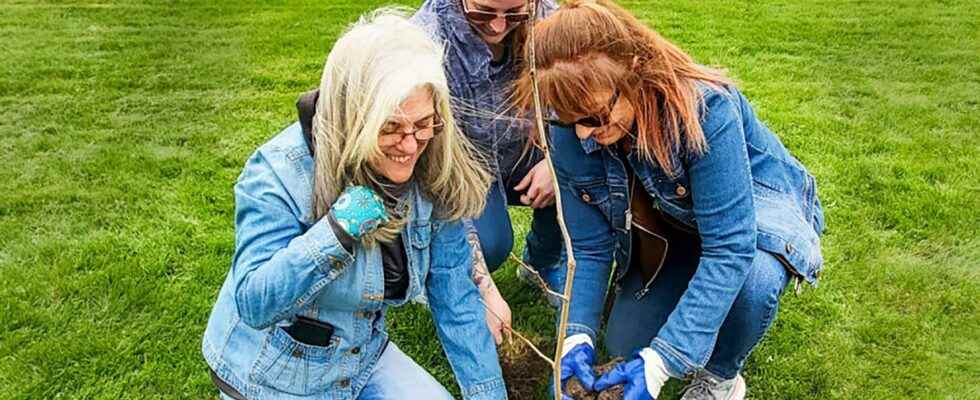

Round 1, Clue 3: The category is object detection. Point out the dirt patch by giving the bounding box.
[498,337,626,400]
[564,358,625,400]
[498,336,553,399]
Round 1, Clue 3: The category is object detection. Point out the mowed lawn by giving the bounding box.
[1,0,977,398]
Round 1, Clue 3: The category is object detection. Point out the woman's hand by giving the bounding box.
[594,347,671,400]
[514,159,556,209]
[560,335,598,394]
[481,287,512,345]
[331,185,388,238]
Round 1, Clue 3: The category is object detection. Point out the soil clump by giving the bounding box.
[564,358,626,400]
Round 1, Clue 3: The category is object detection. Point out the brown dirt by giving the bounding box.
[497,337,626,400]
[498,336,553,400]
[564,358,625,400]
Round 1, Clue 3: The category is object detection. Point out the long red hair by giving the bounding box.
[513,0,731,173]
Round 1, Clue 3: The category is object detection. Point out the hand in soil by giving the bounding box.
[564,358,625,400]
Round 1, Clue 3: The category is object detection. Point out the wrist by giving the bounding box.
[327,211,356,253]
[638,347,670,398]
[477,281,499,297]
[561,333,594,358]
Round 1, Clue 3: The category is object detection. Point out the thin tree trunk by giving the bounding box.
[524,2,579,399]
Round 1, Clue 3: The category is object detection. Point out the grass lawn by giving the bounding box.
[1,0,978,398]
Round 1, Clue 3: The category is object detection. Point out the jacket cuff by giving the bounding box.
[327,211,356,253]
[565,323,598,344]
[460,377,507,400]
[300,217,355,274]
[650,337,697,378]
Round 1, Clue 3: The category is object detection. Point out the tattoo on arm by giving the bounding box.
[466,228,497,294]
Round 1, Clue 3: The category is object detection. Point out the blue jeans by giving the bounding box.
[472,150,563,273]
[604,242,791,380]
[217,342,452,400]
[357,342,453,400]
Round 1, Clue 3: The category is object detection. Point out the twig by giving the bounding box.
[525,1,580,399]
[509,253,568,301]
[480,299,555,367]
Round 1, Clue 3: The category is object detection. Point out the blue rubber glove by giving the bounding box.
[331,185,388,238]
[595,348,671,400]
[594,357,655,400]
[561,342,597,392]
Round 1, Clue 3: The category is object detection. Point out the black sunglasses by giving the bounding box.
[460,0,530,23]
[549,90,621,128]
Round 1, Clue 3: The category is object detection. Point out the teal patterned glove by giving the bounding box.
[331,185,388,238]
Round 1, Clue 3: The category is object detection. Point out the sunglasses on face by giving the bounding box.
[460,0,530,24]
[549,90,621,128]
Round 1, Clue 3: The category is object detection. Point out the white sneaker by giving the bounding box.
[680,372,746,400]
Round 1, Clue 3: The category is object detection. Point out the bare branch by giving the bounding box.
[509,253,569,302]
[480,299,555,368]
[525,1,580,399]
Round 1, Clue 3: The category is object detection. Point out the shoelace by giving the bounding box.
[681,372,721,400]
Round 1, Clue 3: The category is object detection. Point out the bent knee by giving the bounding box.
[739,251,793,307]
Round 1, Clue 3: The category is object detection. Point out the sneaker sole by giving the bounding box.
[728,375,746,400]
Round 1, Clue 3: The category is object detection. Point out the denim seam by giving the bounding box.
[565,323,598,342]
[740,282,782,369]
[461,377,506,398]
[651,337,699,378]
[303,222,355,275]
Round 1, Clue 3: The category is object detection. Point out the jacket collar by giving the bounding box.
[296,89,319,155]
[432,0,493,73]
[579,137,602,154]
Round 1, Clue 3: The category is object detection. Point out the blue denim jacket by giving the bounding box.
[412,0,556,177]
[202,123,506,399]
[550,84,825,377]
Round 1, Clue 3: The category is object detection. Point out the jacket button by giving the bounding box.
[675,185,687,197]
[350,346,361,355]
[786,243,795,254]
[338,378,351,388]
[581,192,591,202]
[291,348,304,358]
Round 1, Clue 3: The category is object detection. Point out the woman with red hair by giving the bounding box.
[514,1,824,399]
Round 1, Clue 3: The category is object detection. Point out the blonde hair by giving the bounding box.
[311,8,491,244]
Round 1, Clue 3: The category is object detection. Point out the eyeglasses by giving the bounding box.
[378,115,444,147]
[549,90,621,128]
[460,0,530,24]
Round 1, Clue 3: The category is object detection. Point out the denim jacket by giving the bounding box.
[550,84,825,377]
[412,0,556,177]
[201,123,506,399]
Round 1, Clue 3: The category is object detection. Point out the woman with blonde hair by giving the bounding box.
[514,1,824,399]
[202,9,505,400]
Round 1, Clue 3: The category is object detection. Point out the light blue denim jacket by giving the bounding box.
[412,0,556,176]
[550,84,825,377]
[201,123,506,399]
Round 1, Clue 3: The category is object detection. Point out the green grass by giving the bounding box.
[1,0,977,398]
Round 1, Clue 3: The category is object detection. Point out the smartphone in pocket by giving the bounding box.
[283,316,335,347]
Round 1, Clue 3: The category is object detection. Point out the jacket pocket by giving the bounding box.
[570,179,612,219]
[249,326,340,396]
[410,222,431,250]
[753,192,824,284]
